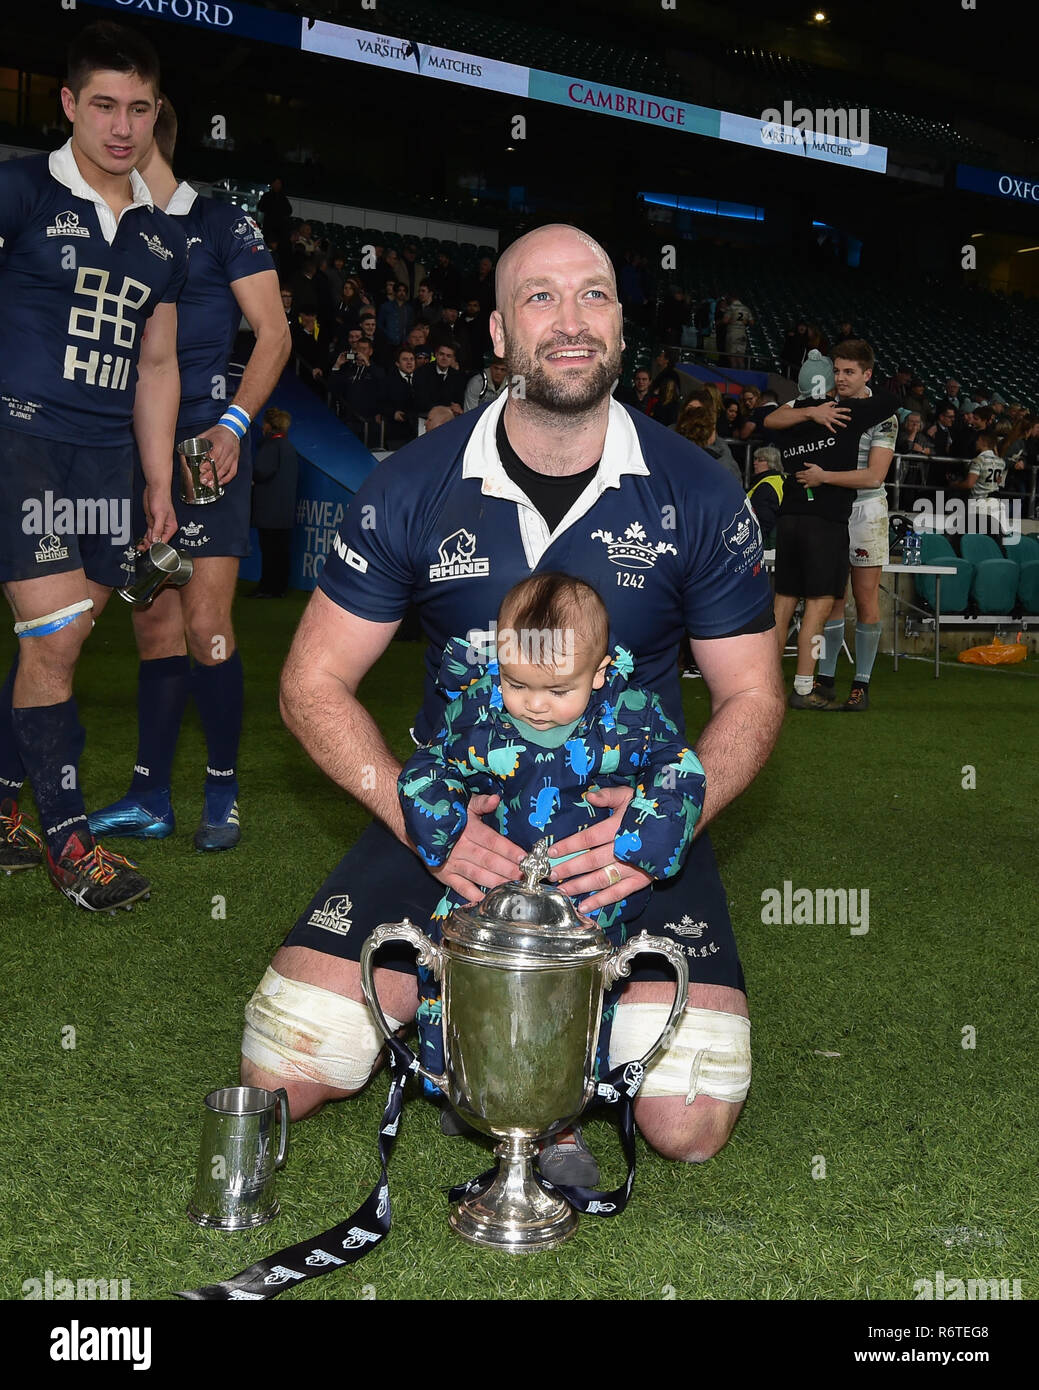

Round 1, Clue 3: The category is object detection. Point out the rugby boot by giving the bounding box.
[825,685,870,712]
[537,1125,601,1188]
[788,683,832,710]
[87,787,175,839]
[46,831,151,912]
[0,797,44,874]
[194,787,241,851]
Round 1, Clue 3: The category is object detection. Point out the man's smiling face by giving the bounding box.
[491,226,624,414]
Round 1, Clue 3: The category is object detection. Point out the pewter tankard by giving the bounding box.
[116,541,193,608]
[177,436,224,504]
[187,1085,289,1230]
[361,840,688,1251]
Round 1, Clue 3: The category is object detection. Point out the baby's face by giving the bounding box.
[498,647,610,730]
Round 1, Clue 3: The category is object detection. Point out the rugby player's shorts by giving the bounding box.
[0,425,135,588]
[848,493,889,567]
[131,421,253,560]
[281,818,746,994]
[774,512,850,600]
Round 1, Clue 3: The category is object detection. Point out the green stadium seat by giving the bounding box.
[959,534,1005,566]
[919,532,956,563]
[1017,562,1039,614]
[969,558,1019,612]
[914,557,972,614]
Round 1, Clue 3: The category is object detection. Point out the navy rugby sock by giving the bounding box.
[0,656,26,799]
[129,656,190,797]
[11,699,91,857]
[191,649,243,803]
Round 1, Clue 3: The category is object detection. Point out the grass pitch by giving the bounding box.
[1,591,1036,1302]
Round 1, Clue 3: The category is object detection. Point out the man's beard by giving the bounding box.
[501,333,622,414]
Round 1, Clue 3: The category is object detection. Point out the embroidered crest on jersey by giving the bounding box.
[233,216,264,244]
[591,521,678,569]
[177,520,209,549]
[429,527,490,583]
[119,545,138,575]
[139,232,173,261]
[721,500,764,575]
[46,210,90,238]
[185,236,203,256]
[668,914,709,938]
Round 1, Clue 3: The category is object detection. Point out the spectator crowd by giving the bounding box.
[263,195,1036,520]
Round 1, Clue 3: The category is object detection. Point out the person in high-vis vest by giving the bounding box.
[747,445,784,545]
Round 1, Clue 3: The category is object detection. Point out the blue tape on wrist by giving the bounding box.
[218,412,247,440]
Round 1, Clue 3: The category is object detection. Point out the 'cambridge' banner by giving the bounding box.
[527,70,718,138]
[87,0,886,172]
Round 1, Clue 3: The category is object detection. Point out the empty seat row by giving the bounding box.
[915,532,1039,615]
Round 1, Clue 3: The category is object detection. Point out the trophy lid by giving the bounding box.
[444,840,609,964]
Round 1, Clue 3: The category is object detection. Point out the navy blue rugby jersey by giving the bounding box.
[163,185,275,432]
[0,141,187,446]
[319,392,771,742]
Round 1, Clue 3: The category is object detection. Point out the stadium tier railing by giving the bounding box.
[722,440,1037,518]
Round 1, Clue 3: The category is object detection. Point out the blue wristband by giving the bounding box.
[218,404,250,440]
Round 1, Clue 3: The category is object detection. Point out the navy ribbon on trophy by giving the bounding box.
[176,1038,645,1300]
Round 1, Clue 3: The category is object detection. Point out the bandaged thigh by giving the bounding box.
[242,967,403,1091]
[608,1003,751,1104]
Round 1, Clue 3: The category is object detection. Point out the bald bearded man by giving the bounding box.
[241,225,784,1173]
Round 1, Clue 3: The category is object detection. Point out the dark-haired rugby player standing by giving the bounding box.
[0,22,185,909]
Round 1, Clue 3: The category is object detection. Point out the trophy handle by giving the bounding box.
[272,1088,290,1170]
[360,919,449,1094]
[602,929,690,1070]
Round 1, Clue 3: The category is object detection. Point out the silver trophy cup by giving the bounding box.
[361,840,688,1252]
[187,1085,289,1230]
[178,436,224,505]
[116,542,194,608]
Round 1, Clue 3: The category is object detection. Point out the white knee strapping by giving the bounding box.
[242,967,404,1092]
[608,1003,751,1104]
[14,599,94,638]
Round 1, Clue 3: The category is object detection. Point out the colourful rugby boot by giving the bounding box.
[0,798,44,874]
[46,831,151,912]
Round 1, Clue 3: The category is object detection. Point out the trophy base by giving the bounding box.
[186,1200,280,1230]
[449,1138,578,1252]
[179,489,224,506]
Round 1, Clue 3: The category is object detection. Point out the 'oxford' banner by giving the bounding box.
[89,0,301,44]
[956,163,1039,205]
